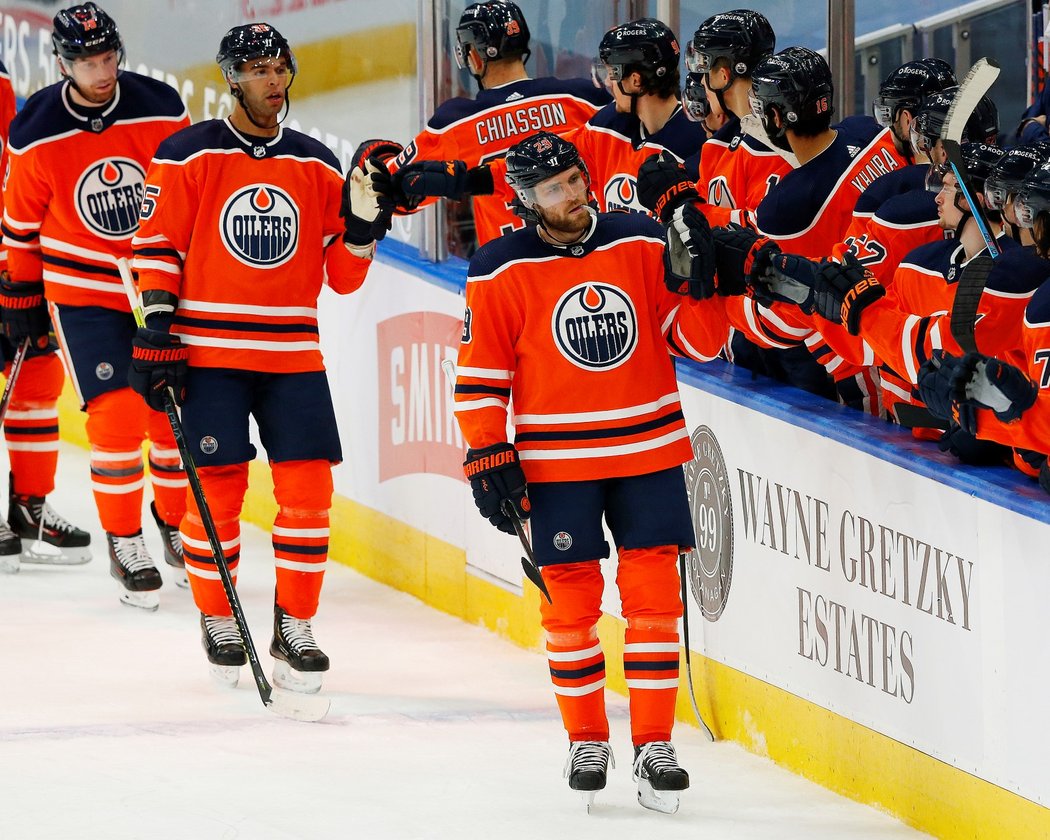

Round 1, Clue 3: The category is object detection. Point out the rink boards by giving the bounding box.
[56,240,1050,838]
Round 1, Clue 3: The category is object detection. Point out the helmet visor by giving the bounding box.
[683,73,711,122]
[226,52,296,83]
[454,21,487,70]
[983,179,1010,212]
[517,167,590,209]
[685,41,714,75]
[871,95,898,129]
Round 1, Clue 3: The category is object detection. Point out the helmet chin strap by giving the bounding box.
[617,79,641,117]
[231,84,292,131]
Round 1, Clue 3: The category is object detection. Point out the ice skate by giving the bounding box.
[107,531,161,611]
[564,740,613,813]
[0,518,21,573]
[632,741,689,814]
[151,502,187,588]
[9,479,92,565]
[270,605,329,694]
[200,613,245,687]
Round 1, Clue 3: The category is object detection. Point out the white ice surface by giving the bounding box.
[0,442,926,840]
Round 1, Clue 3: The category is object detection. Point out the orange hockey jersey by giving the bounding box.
[455,211,719,483]
[391,77,608,244]
[0,61,16,270]
[133,119,370,374]
[2,73,189,309]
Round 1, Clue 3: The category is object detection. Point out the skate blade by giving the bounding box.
[169,568,190,589]
[0,554,19,574]
[579,791,597,814]
[272,660,324,694]
[637,780,681,814]
[21,542,91,566]
[266,686,330,723]
[118,589,160,612]
[208,663,241,689]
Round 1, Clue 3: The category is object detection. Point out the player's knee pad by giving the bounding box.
[617,545,683,626]
[271,459,333,513]
[539,560,605,636]
[191,463,249,523]
[85,388,148,449]
[9,352,64,405]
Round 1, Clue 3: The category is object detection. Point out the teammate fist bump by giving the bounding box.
[463,442,530,535]
[710,223,779,298]
[0,275,51,350]
[129,328,189,412]
[637,152,700,224]
[811,255,884,335]
[664,203,717,299]
[394,159,495,199]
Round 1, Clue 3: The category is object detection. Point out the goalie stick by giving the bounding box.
[941,58,1001,355]
[117,258,329,723]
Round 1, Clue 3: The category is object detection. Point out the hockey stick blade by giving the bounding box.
[679,554,715,741]
[503,501,552,603]
[893,403,948,430]
[941,58,1001,353]
[267,687,331,722]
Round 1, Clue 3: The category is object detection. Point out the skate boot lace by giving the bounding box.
[280,614,319,654]
[633,741,679,778]
[203,615,241,646]
[111,534,153,574]
[564,741,614,777]
[39,502,80,536]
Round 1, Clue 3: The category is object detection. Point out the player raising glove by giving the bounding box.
[341,140,403,252]
[0,273,51,350]
[961,354,1038,423]
[637,152,700,224]
[710,223,780,298]
[664,203,717,299]
[394,159,495,200]
[809,255,884,335]
[128,327,189,412]
[463,442,530,535]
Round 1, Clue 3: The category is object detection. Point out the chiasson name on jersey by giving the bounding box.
[476,102,568,146]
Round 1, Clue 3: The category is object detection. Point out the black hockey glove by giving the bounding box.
[1039,459,1050,496]
[811,255,884,335]
[463,442,530,535]
[341,165,394,246]
[637,152,700,224]
[0,274,50,350]
[916,350,972,429]
[664,203,717,299]
[936,422,1008,466]
[350,138,404,172]
[394,159,494,199]
[752,252,818,311]
[963,355,1038,423]
[128,328,189,412]
[710,223,780,298]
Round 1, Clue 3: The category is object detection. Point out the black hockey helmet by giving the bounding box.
[926,142,1004,215]
[52,3,124,66]
[872,59,954,129]
[217,22,298,84]
[686,10,775,86]
[984,143,1050,211]
[920,57,957,89]
[1015,160,1050,229]
[504,131,589,220]
[682,73,712,122]
[966,94,999,145]
[455,2,530,75]
[596,18,680,92]
[750,46,833,141]
[910,87,999,158]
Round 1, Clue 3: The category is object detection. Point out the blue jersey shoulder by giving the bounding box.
[431,77,608,131]
[874,187,937,226]
[648,108,705,162]
[1025,273,1050,324]
[899,237,957,275]
[113,73,186,120]
[985,242,1048,294]
[855,165,926,214]
[9,84,66,148]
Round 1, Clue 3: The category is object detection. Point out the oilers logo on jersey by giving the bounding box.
[552,282,637,370]
[603,173,646,214]
[75,157,146,239]
[220,184,299,267]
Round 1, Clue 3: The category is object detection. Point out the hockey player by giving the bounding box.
[130,23,384,693]
[452,131,729,814]
[0,57,90,574]
[1,3,188,604]
[385,0,608,248]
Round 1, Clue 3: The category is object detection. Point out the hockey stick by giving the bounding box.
[440,358,552,604]
[940,58,1001,354]
[679,553,715,742]
[117,258,329,723]
[0,337,30,427]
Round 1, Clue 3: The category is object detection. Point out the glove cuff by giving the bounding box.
[463,442,518,479]
[465,165,494,196]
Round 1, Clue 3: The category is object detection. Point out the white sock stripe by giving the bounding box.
[185,564,234,581]
[180,533,240,551]
[623,642,680,654]
[90,450,142,462]
[271,525,330,538]
[274,558,328,573]
[91,478,145,494]
[4,409,58,420]
[551,677,606,697]
[149,476,188,488]
[625,678,680,690]
[148,447,180,459]
[546,643,603,662]
[5,441,60,451]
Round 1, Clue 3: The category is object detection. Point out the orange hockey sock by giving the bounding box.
[540,561,608,741]
[85,388,149,535]
[5,352,63,497]
[182,463,248,617]
[617,545,683,746]
[271,459,332,619]
[146,409,186,526]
